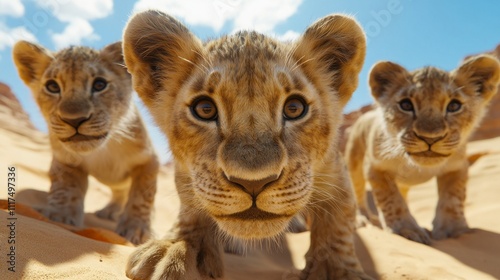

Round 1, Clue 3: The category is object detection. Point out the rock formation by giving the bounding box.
[0,82,38,135]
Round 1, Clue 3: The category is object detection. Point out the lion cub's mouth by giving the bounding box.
[60,133,108,142]
[408,151,450,158]
[218,206,289,221]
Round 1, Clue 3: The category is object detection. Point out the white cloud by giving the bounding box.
[0,0,24,17]
[33,0,113,49]
[231,0,302,33]
[276,30,300,42]
[52,19,99,49]
[0,23,37,50]
[35,0,113,21]
[133,0,303,34]
[134,0,228,31]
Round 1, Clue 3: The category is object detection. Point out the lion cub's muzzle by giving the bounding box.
[210,135,304,238]
[60,115,90,129]
[405,128,461,166]
[58,114,108,142]
[222,172,283,220]
[225,173,280,197]
[214,169,297,239]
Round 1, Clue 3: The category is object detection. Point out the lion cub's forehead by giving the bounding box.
[192,31,305,96]
[206,31,292,75]
[206,31,284,62]
[55,46,99,61]
[45,46,106,79]
[411,67,451,90]
[409,67,456,98]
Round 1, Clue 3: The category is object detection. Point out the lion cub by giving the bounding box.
[122,10,371,280]
[346,55,500,244]
[13,41,159,244]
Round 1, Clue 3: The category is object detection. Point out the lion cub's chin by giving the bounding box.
[214,215,293,240]
[407,151,451,167]
[60,136,109,154]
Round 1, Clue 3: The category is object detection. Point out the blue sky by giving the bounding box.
[1,0,500,162]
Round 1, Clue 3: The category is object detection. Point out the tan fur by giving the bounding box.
[346,55,500,244]
[12,41,159,245]
[123,10,370,280]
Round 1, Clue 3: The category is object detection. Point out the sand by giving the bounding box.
[1,123,499,280]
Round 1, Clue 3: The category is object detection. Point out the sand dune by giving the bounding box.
[1,122,500,280]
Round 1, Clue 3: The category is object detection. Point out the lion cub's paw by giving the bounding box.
[39,205,84,227]
[432,216,471,240]
[116,216,151,245]
[300,258,373,280]
[355,213,381,228]
[95,202,122,221]
[355,214,371,228]
[356,209,382,228]
[387,218,430,245]
[126,239,223,280]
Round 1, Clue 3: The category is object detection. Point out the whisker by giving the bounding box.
[292,57,315,72]
[178,55,207,73]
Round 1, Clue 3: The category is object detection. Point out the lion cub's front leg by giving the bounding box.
[369,168,430,244]
[126,211,223,280]
[117,159,158,245]
[42,159,88,226]
[301,159,372,280]
[432,167,471,239]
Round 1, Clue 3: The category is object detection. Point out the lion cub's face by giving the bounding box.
[177,68,317,239]
[13,42,132,153]
[123,11,365,239]
[370,56,500,166]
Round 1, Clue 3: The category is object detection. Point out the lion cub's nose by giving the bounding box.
[415,133,446,145]
[228,174,279,196]
[60,116,90,129]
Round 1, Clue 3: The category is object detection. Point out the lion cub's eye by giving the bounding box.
[92,78,108,92]
[191,98,218,121]
[399,99,414,112]
[283,96,307,120]
[447,99,462,113]
[45,80,61,94]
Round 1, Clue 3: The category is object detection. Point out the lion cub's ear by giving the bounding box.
[12,40,53,85]
[293,15,366,107]
[122,10,204,107]
[100,41,129,77]
[101,41,124,64]
[369,61,410,101]
[452,54,500,101]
